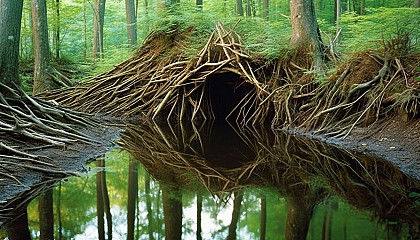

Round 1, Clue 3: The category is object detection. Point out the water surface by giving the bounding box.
[1,121,419,239]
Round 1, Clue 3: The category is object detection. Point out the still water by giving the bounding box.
[1,121,420,239]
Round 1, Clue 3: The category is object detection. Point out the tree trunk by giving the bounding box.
[196,0,203,10]
[145,172,155,240]
[93,0,106,59]
[57,182,63,240]
[262,0,269,19]
[285,196,314,240]
[360,0,365,15]
[415,0,420,7]
[31,0,54,94]
[289,0,323,67]
[196,193,203,240]
[96,159,105,240]
[53,0,60,59]
[236,0,244,16]
[162,183,182,240]
[3,207,31,240]
[0,0,24,90]
[39,189,54,240]
[125,0,137,47]
[227,191,243,240]
[246,0,252,17]
[260,194,266,240]
[127,159,138,240]
[334,0,340,26]
[96,158,112,240]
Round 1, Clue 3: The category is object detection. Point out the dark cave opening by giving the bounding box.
[207,72,255,122]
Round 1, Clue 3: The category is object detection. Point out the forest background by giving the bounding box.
[16,0,420,93]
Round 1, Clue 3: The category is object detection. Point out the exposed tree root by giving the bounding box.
[42,22,276,125]
[0,83,104,189]
[41,24,419,138]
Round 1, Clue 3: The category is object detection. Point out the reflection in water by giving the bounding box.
[0,120,419,239]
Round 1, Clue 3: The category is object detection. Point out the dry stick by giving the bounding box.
[191,86,205,122]
[0,154,55,168]
[216,25,231,59]
[0,160,77,175]
[343,72,394,139]
[0,170,26,187]
[196,31,216,67]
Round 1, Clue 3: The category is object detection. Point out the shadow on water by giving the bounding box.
[0,120,419,239]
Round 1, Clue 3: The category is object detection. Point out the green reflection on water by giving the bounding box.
[1,121,419,239]
[0,148,408,239]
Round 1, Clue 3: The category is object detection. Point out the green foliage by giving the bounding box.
[339,8,420,53]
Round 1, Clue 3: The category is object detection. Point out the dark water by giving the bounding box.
[1,121,420,239]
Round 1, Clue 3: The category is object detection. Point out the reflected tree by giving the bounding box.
[161,183,182,240]
[3,207,31,240]
[322,201,337,240]
[227,190,244,240]
[127,158,139,240]
[145,171,155,240]
[197,193,203,240]
[96,158,112,240]
[260,194,266,240]
[285,186,325,240]
[39,189,54,240]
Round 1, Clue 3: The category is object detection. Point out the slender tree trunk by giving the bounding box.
[125,0,137,47]
[196,0,203,10]
[31,0,54,94]
[96,159,105,240]
[39,190,54,240]
[162,183,182,240]
[4,207,31,240]
[196,193,203,240]
[360,0,365,15]
[96,158,112,240]
[93,0,106,59]
[145,172,155,240]
[246,0,252,17]
[0,0,24,90]
[415,0,420,7]
[127,159,139,240]
[334,0,340,26]
[289,0,323,67]
[57,182,63,240]
[262,0,269,19]
[227,191,243,240]
[236,0,244,16]
[53,0,60,59]
[260,194,266,240]
[321,202,333,240]
[83,0,88,60]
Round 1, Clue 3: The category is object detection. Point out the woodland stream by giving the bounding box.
[0,120,419,239]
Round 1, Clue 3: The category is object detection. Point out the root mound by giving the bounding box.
[42,23,276,125]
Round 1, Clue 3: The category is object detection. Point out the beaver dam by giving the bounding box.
[1,22,420,238]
